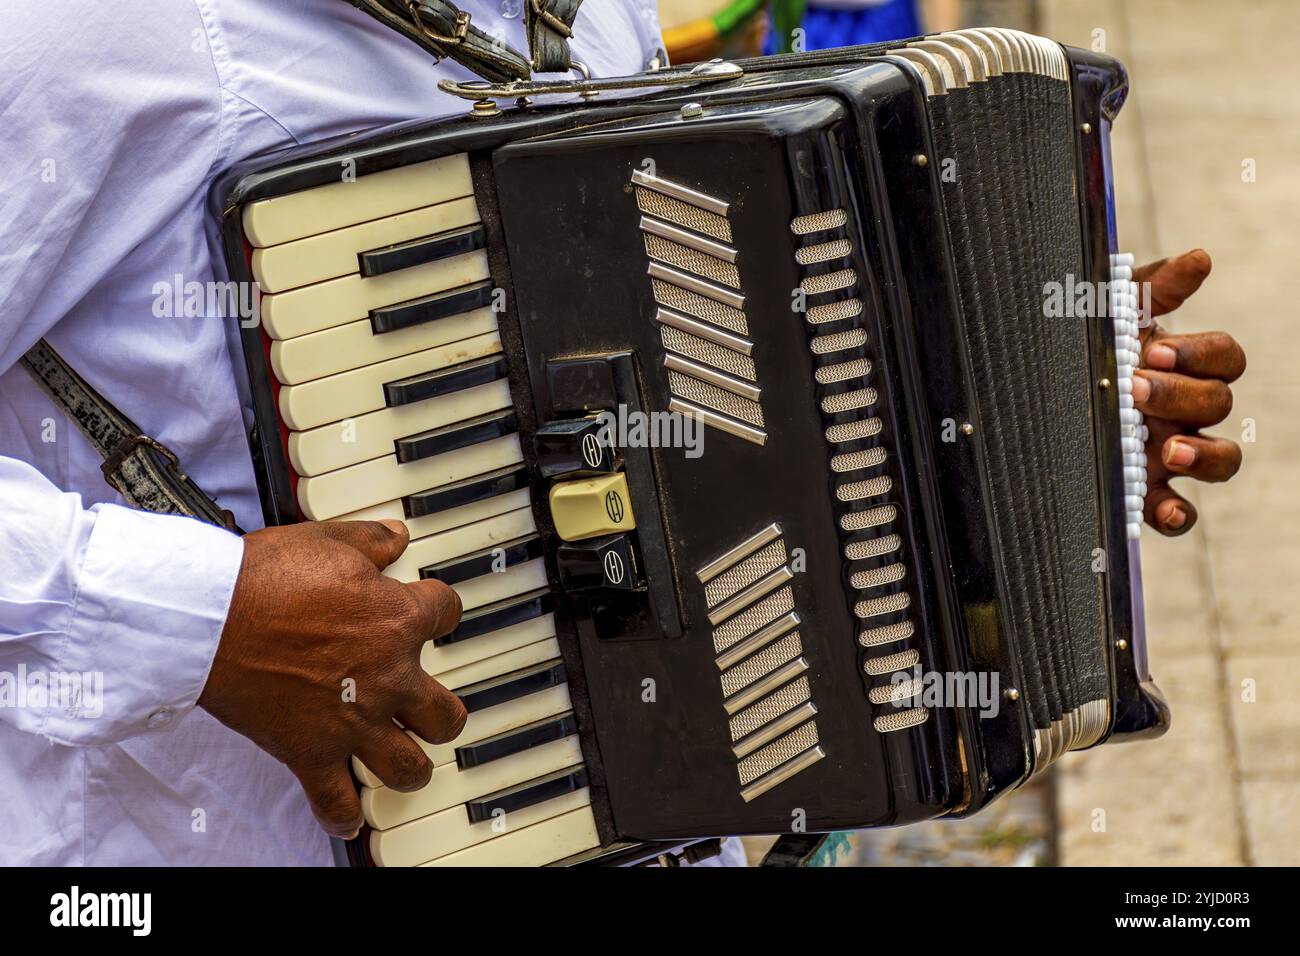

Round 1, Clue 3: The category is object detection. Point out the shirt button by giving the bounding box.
[146,708,175,730]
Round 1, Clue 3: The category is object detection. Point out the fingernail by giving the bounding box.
[1165,440,1196,468]
[1163,506,1187,530]
[1146,344,1177,370]
[1131,375,1151,403]
[379,519,407,537]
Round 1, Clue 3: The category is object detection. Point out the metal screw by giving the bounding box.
[1099,377,1112,390]
[1005,688,1021,701]
[960,422,974,436]
[1081,122,1093,134]
[471,99,502,119]
[913,153,929,167]
[681,102,704,119]
[1116,638,1129,651]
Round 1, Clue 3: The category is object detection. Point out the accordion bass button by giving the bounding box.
[535,417,617,478]
[556,534,643,592]
[548,473,637,543]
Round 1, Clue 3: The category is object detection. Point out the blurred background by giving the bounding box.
[656,0,1298,866]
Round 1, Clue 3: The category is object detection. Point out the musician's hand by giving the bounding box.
[199,520,467,839]
[1132,250,1246,536]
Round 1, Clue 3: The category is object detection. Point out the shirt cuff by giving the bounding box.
[40,504,244,746]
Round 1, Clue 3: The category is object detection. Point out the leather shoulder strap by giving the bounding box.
[20,340,241,533]
[346,0,585,82]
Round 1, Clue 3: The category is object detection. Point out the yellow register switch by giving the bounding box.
[549,473,637,542]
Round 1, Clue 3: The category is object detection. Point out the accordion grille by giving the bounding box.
[859,620,915,648]
[644,234,740,289]
[831,447,886,474]
[651,280,748,334]
[668,371,764,427]
[660,327,756,381]
[704,539,788,609]
[712,587,795,654]
[873,708,930,734]
[636,187,732,242]
[737,720,819,786]
[806,298,863,325]
[841,504,897,531]
[729,676,812,742]
[845,534,902,562]
[821,387,877,415]
[721,633,803,700]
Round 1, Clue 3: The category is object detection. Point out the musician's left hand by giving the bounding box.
[1132,249,1247,536]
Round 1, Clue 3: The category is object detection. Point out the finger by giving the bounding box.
[1132,370,1233,427]
[398,674,469,746]
[1132,249,1212,318]
[403,578,463,642]
[1143,331,1247,383]
[293,762,364,839]
[354,725,433,793]
[316,519,410,570]
[1161,434,1243,484]
[1144,484,1198,537]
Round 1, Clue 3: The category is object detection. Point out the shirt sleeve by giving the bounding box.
[0,457,244,745]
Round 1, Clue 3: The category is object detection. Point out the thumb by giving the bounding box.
[315,519,410,570]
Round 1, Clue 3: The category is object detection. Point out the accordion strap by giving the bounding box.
[345,0,584,83]
[20,340,241,534]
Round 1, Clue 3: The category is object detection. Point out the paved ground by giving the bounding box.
[1042,0,1300,867]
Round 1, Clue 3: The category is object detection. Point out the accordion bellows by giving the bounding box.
[213,28,1168,866]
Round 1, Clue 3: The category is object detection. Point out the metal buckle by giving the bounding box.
[101,434,187,494]
[407,2,471,49]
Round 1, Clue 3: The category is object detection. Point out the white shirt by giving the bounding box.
[0,0,664,866]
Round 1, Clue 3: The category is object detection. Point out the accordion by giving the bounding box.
[212,28,1170,867]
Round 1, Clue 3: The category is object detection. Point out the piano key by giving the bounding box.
[369,788,590,867]
[436,588,553,647]
[279,330,502,431]
[465,765,588,823]
[352,676,570,787]
[243,154,473,247]
[288,380,512,477]
[251,196,481,293]
[370,280,496,335]
[269,307,498,386]
[422,534,544,586]
[362,224,487,278]
[445,558,550,613]
[298,433,523,520]
[336,483,530,541]
[457,713,579,770]
[457,660,566,714]
[394,410,517,465]
[384,506,537,582]
[421,613,557,688]
[360,732,582,829]
[261,252,490,341]
[430,637,562,692]
[404,465,530,520]
[384,354,507,408]
[418,806,600,867]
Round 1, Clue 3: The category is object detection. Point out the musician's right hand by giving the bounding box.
[198,520,467,839]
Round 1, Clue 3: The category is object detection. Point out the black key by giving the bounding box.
[403,466,529,519]
[435,588,554,647]
[456,712,578,770]
[360,225,487,277]
[395,410,517,464]
[370,280,496,334]
[465,766,589,824]
[457,660,566,714]
[384,355,507,408]
[421,535,544,586]
[535,417,616,478]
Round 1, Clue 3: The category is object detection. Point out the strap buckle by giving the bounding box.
[529,0,573,40]
[101,434,187,494]
[407,1,471,51]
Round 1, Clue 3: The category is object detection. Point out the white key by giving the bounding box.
[298,434,523,520]
[418,806,600,867]
[384,506,537,582]
[243,155,473,247]
[371,789,590,868]
[426,637,561,691]
[252,196,481,293]
[270,307,498,385]
[446,558,550,611]
[361,734,584,829]
[288,379,512,477]
[336,487,531,542]
[420,612,557,681]
[278,331,502,431]
[351,675,569,786]
[261,251,491,341]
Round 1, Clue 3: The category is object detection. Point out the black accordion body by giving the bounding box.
[213,28,1169,867]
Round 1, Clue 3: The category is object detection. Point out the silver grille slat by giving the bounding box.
[790,209,847,235]
[864,648,920,676]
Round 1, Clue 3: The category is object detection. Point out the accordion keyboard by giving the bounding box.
[243,157,600,867]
